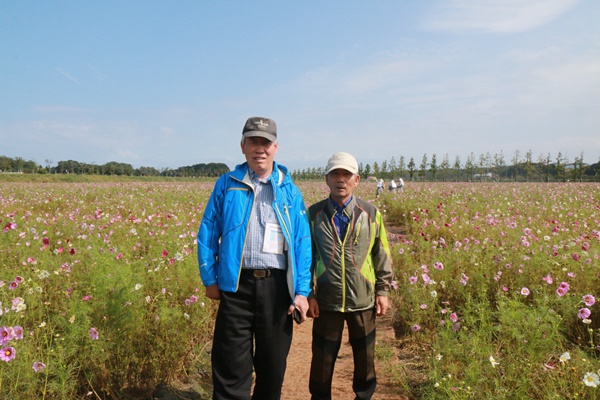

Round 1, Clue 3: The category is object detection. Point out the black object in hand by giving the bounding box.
[293,308,302,324]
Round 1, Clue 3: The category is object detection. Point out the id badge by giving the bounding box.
[263,222,284,254]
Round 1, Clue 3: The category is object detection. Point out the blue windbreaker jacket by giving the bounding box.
[197,161,312,300]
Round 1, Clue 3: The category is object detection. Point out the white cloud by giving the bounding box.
[56,68,80,84]
[424,0,580,33]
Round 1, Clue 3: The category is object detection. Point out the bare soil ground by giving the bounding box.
[151,313,414,400]
[282,314,410,400]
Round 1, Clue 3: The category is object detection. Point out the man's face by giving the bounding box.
[241,136,279,178]
[326,168,360,204]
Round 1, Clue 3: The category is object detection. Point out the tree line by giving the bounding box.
[291,150,600,182]
[3,150,600,182]
[0,156,229,178]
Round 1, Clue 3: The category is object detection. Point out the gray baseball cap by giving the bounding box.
[242,117,277,142]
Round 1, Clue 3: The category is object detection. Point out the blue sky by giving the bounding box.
[1,0,599,172]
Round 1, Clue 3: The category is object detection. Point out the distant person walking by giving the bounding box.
[398,177,405,192]
[389,179,397,193]
[376,178,384,198]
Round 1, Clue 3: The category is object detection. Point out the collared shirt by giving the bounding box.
[332,196,352,241]
[242,170,287,270]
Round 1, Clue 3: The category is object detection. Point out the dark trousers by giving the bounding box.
[309,308,377,400]
[211,270,293,400]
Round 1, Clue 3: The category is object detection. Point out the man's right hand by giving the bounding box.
[205,284,220,300]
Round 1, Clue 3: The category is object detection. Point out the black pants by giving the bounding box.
[211,269,293,400]
[309,308,377,400]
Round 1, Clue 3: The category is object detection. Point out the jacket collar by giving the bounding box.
[232,161,289,187]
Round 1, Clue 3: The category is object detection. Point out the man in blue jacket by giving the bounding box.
[198,116,312,400]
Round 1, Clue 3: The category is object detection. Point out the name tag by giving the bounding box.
[263,222,284,254]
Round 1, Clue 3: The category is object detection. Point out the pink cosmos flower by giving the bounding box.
[460,273,469,286]
[542,273,553,284]
[421,274,431,285]
[409,276,418,284]
[556,282,570,297]
[572,253,581,261]
[420,304,428,310]
[32,361,46,372]
[578,308,592,320]
[450,313,459,323]
[434,262,444,270]
[1,347,16,362]
[89,327,99,340]
[521,287,530,296]
[0,327,11,345]
[390,281,398,290]
[12,326,23,340]
[412,324,421,332]
[162,250,169,257]
[582,242,590,251]
[583,295,596,307]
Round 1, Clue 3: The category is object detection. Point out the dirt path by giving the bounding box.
[282,314,407,400]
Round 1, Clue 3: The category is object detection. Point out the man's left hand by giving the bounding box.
[375,295,389,316]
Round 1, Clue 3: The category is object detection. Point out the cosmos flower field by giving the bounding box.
[1,179,599,399]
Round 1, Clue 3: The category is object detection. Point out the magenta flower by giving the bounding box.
[578,308,591,320]
[32,361,46,372]
[89,327,99,340]
[583,294,596,307]
[0,347,16,362]
[582,242,590,251]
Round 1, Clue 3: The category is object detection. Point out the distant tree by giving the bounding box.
[453,155,462,181]
[419,153,428,181]
[465,153,476,181]
[380,160,388,178]
[372,162,380,178]
[429,154,438,181]
[571,151,586,182]
[523,149,534,181]
[389,157,397,179]
[364,163,372,177]
[493,151,506,181]
[398,156,406,179]
[511,150,521,181]
[407,157,416,181]
[439,153,450,182]
[555,152,566,182]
